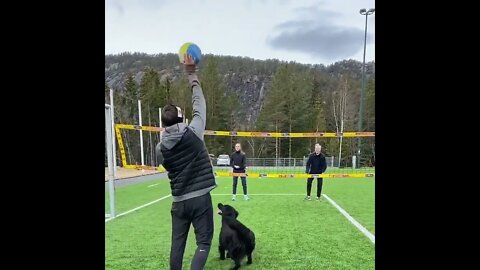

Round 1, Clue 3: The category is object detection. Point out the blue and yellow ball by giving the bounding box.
[178,42,202,65]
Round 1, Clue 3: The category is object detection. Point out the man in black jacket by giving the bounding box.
[230,143,249,201]
[155,54,216,270]
[305,143,327,201]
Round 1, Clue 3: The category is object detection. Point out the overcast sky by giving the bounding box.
[105,0,375,65]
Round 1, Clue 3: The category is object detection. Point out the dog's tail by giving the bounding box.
[250,231,256,249]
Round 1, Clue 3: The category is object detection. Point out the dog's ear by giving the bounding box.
[218,203,223,209]
[234,209,239,218]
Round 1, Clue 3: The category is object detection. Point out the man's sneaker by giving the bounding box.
[244,195,249,201]
[305,196,311,201]
[232,195,236,201]
[316,196,320,201]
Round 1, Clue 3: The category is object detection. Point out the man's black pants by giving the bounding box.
[306,177,323,198]
[170,192,213,270]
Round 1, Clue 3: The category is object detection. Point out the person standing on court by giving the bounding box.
[155,53,216,270]
[230,143,249,201]
[305,143,327,201]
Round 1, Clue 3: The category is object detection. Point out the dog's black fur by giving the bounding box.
[217,203,256,270]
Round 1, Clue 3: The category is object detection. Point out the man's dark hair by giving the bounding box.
[161,104,183,127]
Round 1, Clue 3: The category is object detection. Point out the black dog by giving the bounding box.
[217,203,256,270]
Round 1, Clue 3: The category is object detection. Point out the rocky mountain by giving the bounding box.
[105,53,375,126]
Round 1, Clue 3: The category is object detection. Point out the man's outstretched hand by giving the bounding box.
[183,53,196,74]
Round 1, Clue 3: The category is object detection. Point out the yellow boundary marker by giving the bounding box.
[214,172,374,178]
